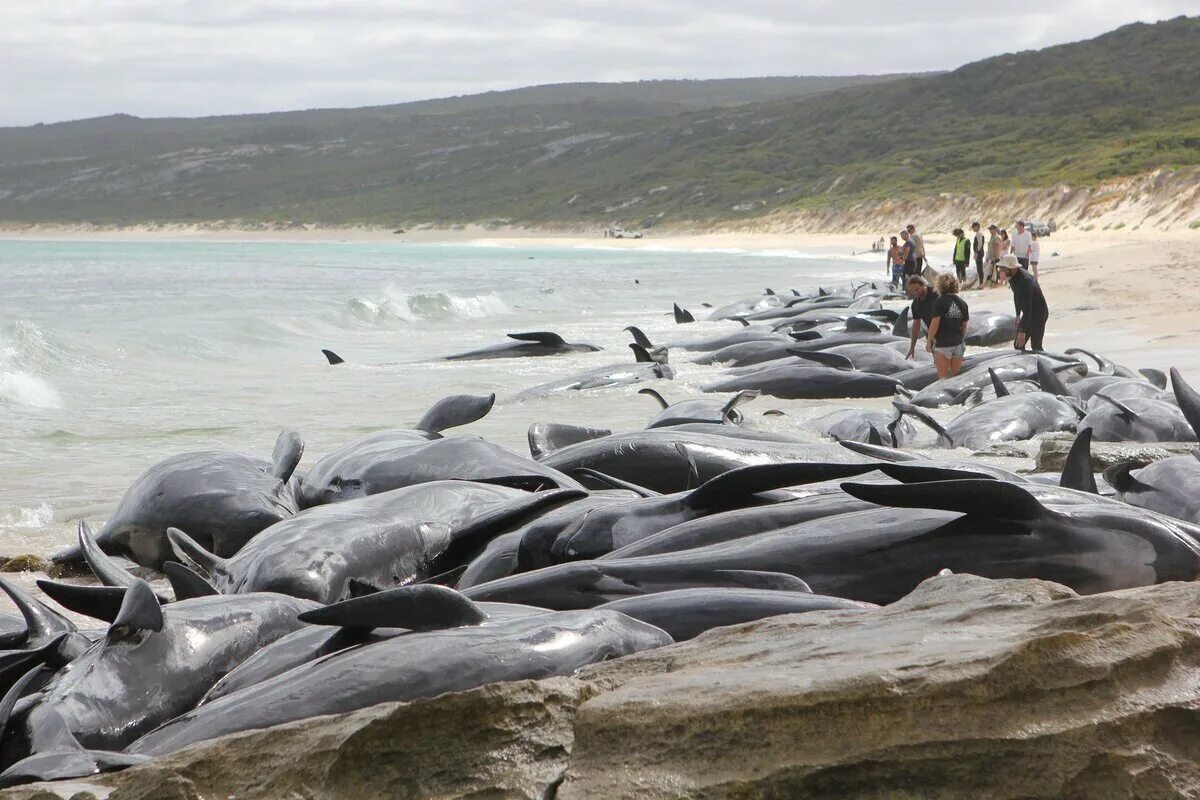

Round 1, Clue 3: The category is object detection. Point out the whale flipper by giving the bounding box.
[299,584,489,633]
[842,479,1046,520]
[270,429,304,483]
[34,581,128,624]
[507,331,567,346]
[415,393,496,434]
[571,468,660,497]
[166,528,228,580]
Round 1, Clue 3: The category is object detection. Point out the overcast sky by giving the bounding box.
[2,1,1195,126]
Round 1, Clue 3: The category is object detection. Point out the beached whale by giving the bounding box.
[509,346,675,402]
[1078,395,1196,442]
[52,430,304,570]
[596,588,876,641]
[897,392,1080,450]
[4,581,314,780]
[638,388,758,428]
[299,433,582,507]
[537,428,873,494]
[169,482,585,602]
[703,363,902,400]
[441,331,601,360]
[129,607,670,758]
[809,408,922,447]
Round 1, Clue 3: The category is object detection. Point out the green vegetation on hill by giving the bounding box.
[1,17,1198,227]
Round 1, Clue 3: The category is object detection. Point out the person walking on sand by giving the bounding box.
[906,224,926,271]
[997,229,1012,286]
[904,275,936,360]
[1028,231,1041,280]
[900,229,918,279]
[1010,220,1033,269]
[971,222,986,288]
[986,225,1002,286]
[926,273,970,378]
[887,235,905,288]
[998,254,1049,352]
[951,228,970,283]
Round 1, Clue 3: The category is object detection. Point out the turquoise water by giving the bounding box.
[0,238,886,554]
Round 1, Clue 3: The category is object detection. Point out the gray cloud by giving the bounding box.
[1,0,1195,125]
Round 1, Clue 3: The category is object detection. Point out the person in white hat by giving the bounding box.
[997,255,1049,351]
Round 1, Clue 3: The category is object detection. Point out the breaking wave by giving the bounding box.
[0,321,64,409]
[341,287,510,326]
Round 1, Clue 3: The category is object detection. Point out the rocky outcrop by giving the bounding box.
[1035,433,1197,472]
[11,574,1200,799]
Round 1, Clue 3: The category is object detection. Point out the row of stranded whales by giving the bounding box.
[10,282,1200,785]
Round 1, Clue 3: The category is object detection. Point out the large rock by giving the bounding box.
[11,574,1200,799]
[1036,433,1197,472]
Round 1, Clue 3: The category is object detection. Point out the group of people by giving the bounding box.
[901,223,1050,379]
[887,221,1043,291]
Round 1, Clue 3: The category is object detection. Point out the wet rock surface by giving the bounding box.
[1036,433,1197,472]
[11,574,1200,799]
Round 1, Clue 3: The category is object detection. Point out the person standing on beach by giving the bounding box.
[971,222,985,287]
[887,236,905,288]
[900,229,918,279]
[926,273,970,378]
[1028,231,1041,280]
[986,225,1002,286]
[906,224,926,271]
[997,229,1012,286]
[997,254,1049,351]
[951,228,970,283]
[904,275,936,360]
[1010,220,1033,269]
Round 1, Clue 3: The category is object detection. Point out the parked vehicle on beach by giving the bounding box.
[610,227,643,239]
[1024,220,1055,237]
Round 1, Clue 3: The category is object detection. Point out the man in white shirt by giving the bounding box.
[1009,221,1033,269]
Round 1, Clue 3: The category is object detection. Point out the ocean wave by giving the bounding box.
[0,321,65,408]
[341,287,510,326]
[0,502,53,532]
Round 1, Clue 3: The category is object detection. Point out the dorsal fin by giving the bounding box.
[321,349,345,365]
[1060,428,1099,494]
[893,401,954,447]
[106,580,163,645]
[163,561,220,600]
[166,528,229,578]
[415,393,495,434]
[867,425,884,446]
[818,288,828,297]
[35,581,127,623]
[891,306,910,337]
[876,463,1000,483]
[786,329,823,341]
[508,331,568,346]
[764,288,775,295]
[841,479,1046,520]
[785,349,854,370]
[843,317,882,333]
[988,368,1010,398]
[1140,368,1168,390]
[298,584,488,632]
[638,388,670,409]
[527,422,611,460]
[624,326,654,349]
[685,462,878,510]
[735,318,750,328]
[572,468,660,497]
[0,666,42,745]
[629,343,653,363]
[1035,358,1070,396]
[1093,392,1137,423]
[77,520,136,588]
[721,389,760,421]
[0,577,75,645]
[1101,461,1150,496]
[270,429,304,483]
[673,303,695,324]
[1171,368,1200,440]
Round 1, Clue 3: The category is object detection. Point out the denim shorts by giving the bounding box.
[933,343,966,359]
[891,264,903,284]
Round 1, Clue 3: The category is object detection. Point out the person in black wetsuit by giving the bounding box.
[997,254,1049,352]
[904,275,936,360]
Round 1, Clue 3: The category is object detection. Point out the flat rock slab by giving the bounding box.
[1036,434,1197,472]
[12,575,1200,799]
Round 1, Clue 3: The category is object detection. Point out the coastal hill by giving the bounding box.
[1,16,1197,228]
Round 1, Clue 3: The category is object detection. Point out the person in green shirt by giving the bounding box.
[951,228,971,284]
